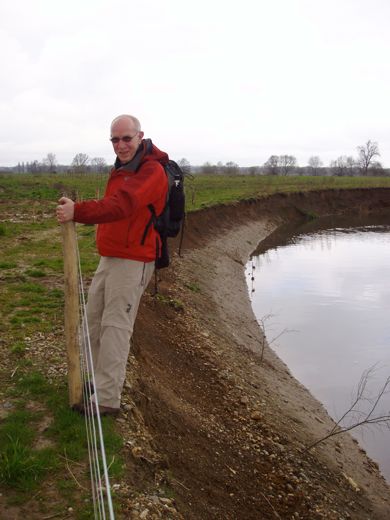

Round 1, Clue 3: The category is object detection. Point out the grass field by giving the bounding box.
[2,171,390,211]
[1,172,390,516]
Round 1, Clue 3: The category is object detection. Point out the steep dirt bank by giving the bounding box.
[127,188,390,519]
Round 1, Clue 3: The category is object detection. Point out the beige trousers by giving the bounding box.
[85,257,154,408]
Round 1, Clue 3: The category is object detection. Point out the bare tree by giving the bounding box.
[214,161,223,174]
[90,157,107,174]
[177,158,191,175]
[248,166,261,176]
[26,160,42,174]
[71,153,89,174]
[345,156,357,176]
[357,140,380,175]
[201,161,214,174]
[264,155,280,175]
[225,161,239,175]
[370,161,385,176]
[279,155,297,176]
[304,365,390,452]
[42,153,57,173]
[308,156,323,176]
[330,156,350,177]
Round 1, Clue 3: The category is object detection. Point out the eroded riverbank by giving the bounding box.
[125,188,390,519]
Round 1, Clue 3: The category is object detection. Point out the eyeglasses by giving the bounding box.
[110,134,138,144]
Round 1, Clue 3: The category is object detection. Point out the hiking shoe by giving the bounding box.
[73,402,120,417]
[83,380,95,397]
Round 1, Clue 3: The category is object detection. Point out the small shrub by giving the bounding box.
[25,269,46,278]
[17,282,45,294]
[156,293,184,311]
[10,342,26,355]
[185,282,201,293]
[0,261,17,269]
[0,438,54,489]
[16,372,50,396]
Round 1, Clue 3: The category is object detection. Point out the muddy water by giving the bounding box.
[246,215,390,482]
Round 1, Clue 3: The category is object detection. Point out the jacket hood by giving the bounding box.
[114,139,169,172]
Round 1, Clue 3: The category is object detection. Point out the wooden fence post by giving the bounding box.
[61,221,82,407]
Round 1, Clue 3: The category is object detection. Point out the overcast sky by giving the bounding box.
[1,0,389,168]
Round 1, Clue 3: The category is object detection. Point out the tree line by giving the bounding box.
[198,140,386,177]
[9,153,108,175]
[1,140,387,177]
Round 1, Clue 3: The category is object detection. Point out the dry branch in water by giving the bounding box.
[303,365,390,452]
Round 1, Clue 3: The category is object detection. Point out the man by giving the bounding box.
[56,114,168,415]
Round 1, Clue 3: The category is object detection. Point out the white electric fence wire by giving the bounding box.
[76,239,116,520]
[79,316,105,520]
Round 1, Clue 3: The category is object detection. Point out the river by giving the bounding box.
[246,216,390,482]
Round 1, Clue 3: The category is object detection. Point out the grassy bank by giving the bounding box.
[1,172,390,212]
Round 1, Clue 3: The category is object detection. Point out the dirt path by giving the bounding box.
[126,188,390,519]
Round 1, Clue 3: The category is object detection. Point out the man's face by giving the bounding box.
[110,118,144,164]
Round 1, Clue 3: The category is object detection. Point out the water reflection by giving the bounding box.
[247,218,390,482]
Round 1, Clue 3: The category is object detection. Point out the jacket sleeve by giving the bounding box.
[73,162,167,224]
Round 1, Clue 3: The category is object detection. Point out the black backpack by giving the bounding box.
[139,142,185,269]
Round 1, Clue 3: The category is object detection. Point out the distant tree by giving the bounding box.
[42,153,57,173]
[90,157,108,173]
[308,156,323,176]
[357,140,380,176]
[345,156,357,176]
[215,161,225,174]
[26,160,41,174]
[369,161,385,176]
[279,155,297,176]
[248,166,261,176]
[330,156,350,176]
[71,153,89,174]
[264,155,280,175]
[177,158,191,175]
[225,161,239,175]
[201,161,214,174]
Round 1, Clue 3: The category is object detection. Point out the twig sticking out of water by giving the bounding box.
[303,365,390,452]
[257,313,296,363]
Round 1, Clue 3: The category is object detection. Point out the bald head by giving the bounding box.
[111,114,141,133]
[110,114,144,164]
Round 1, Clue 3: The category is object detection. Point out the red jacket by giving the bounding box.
[74,141,168,263]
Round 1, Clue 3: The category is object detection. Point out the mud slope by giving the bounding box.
[130,188,390,520]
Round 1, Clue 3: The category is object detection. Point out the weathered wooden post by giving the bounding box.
[61,221,82,407]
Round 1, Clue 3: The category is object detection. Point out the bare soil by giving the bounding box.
[126,188,390,519]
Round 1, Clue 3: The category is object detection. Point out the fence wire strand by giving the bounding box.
[76,239,116,520]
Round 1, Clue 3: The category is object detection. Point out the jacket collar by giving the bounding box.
[114,143,144,172]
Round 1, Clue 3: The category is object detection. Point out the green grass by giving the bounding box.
[186,174,390,210]
[0,172,108,201]
[185,281,201,293]
[0,407,57,490]
[10,341,26,355]
[0,369,123,503]
[0,223,7,236]
[156,293,185,310]
[2,172,390,213]
[25,268,46,278]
